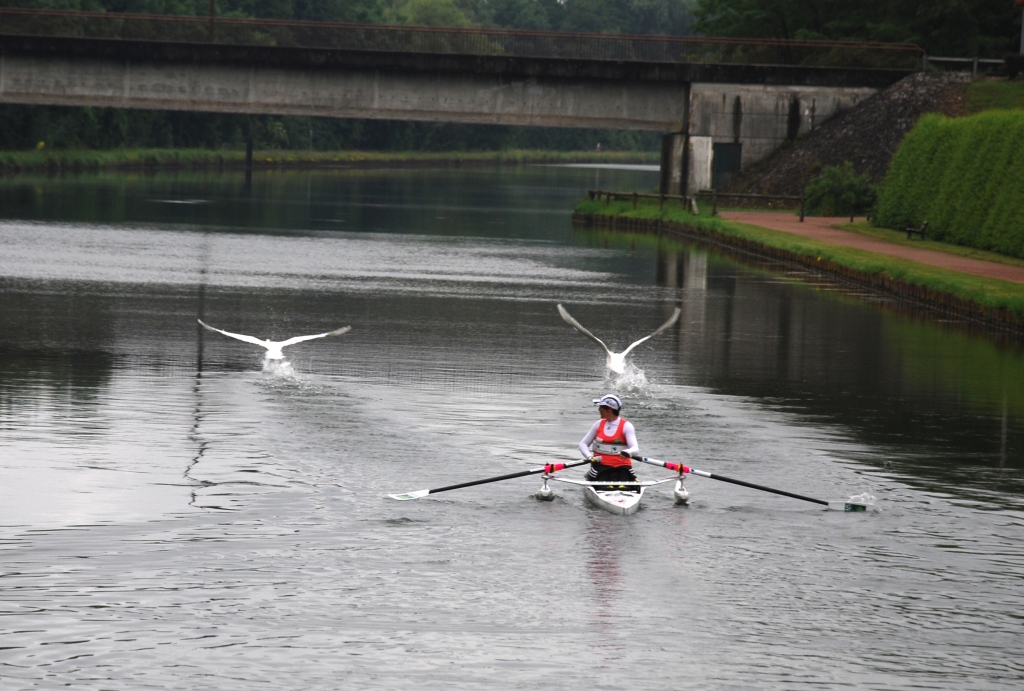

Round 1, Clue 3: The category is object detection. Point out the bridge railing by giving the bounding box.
[0,8,923,69]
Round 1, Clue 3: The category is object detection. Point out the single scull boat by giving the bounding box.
[538,475,687,515]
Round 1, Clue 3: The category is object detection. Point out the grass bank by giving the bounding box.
[0,148,657,174]
[965,79,1024,113]
[574,197,1024,329]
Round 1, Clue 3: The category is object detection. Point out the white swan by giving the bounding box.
[557,304,681,374]
[198,320,351,360]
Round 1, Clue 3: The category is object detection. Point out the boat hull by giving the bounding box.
[584,486,644,515]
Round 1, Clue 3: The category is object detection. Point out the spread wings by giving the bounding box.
[620,307,681,356]
[557,304,610,355]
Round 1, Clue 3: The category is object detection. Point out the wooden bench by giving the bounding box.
[905,220,928,240]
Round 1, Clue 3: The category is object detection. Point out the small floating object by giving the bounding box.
[535,477,555,501]
[673,478,690,504]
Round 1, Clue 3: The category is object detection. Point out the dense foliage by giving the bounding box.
[876,111,1024,258]
[0,0,693,35]
[803,162,876,216]
[692,0,1022,59]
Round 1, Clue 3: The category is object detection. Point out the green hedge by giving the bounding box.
[876,110,1024,258]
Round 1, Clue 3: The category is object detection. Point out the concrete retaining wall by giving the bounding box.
[686,84,877,194]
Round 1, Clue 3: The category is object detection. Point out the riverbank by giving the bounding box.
[0,148,657,174]
[573,198,1024,336]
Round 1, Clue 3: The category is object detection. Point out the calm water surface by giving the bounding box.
[1,166,1022,689]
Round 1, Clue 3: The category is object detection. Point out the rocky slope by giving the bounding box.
[726,72,972,196]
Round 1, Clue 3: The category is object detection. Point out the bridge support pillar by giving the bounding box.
[659,133,686,196]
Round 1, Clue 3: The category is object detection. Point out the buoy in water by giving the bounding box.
[535,477,555,501]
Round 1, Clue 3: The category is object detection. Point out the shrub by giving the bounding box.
[803,162,877,216]
[876,110,1024,258]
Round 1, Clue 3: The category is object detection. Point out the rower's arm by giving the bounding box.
[623,421,639,455]
[578,421,600,459]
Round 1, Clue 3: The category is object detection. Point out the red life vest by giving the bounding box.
[592,417,632,467]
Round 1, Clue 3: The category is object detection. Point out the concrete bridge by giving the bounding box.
[0,10,921,193]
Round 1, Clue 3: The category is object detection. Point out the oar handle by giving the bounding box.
[625,453,828,507]
[428,459,589,495]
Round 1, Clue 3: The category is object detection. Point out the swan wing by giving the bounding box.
[557,304,610,354]
[620,307,681,356]
[198,320,269,348]
[277,326,351,348]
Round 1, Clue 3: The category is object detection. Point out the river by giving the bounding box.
[1,165,1022,689]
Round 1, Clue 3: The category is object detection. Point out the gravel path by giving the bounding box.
[719,211,1024,285]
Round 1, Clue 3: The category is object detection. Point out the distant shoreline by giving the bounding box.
[0,148,658,175]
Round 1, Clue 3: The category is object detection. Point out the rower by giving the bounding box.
[579,394,639,487]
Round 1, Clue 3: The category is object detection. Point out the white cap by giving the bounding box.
[593,394,622,411]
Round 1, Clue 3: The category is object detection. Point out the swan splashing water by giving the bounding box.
[557,304,681,376]
[198,319,351,371]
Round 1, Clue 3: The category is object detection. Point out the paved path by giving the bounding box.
[719,212,1024,285]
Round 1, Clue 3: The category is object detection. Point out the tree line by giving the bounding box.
[0,0,1019,152]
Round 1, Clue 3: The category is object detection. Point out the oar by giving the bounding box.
[623,453,867,511]
[388,459,591,501]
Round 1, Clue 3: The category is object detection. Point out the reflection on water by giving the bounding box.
[0,166,1023,689]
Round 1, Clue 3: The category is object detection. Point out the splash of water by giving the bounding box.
[608,361,648,393]
[263,357,297,379]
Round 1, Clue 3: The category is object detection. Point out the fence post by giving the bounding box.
[711,189,717,216]
[605,191,611,205]
[588,190,595,201]
[972,56,978,77]
[799,190,805,222]
[659,194,665,210]
[632,192,637,209]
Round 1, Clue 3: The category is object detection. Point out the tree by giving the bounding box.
[691,0,1020,58]
[390,0,472,26]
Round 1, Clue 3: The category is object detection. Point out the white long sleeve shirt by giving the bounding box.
[579,418,638,459]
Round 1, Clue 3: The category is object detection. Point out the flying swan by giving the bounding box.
[198,320,351,360]
[557,304,681,374]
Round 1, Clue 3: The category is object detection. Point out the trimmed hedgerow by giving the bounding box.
[876,110,1024,258]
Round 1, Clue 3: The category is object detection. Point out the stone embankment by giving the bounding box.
[572,210,1024,338]
[726,72,972,196]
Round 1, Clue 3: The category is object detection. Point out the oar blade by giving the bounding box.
[388,489,430,501]
[828,500,868,512]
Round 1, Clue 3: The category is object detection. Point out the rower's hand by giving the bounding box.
[619,451,631,459]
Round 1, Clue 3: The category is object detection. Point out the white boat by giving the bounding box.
[584,484,645,515]
[543,476,681,515]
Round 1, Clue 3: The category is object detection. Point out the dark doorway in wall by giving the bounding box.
[712,143,742,190]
